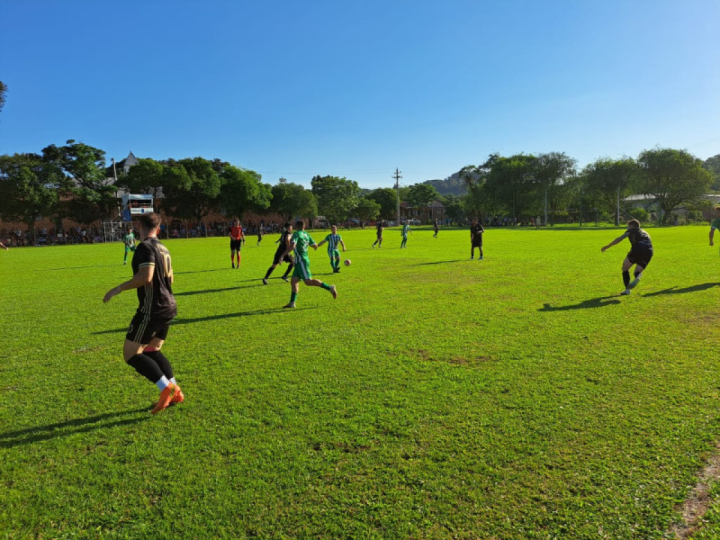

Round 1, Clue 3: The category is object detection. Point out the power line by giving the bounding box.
[393,168,402,226]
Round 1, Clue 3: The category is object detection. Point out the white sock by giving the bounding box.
[170,377,177,386]
[155,376,170,390]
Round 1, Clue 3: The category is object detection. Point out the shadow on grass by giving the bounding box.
[642,282,720,297]
[0,408,150,448]
[92,307,316,334]
[174,268,232,275]
[412,259,466,266]
[175,283,263,296]
[49,264,120,271]
[539,296,621,312]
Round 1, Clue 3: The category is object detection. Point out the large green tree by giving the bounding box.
[535,152,577,225]
[483,153,539,219]
[219,164,271,219]
[353,197,381,223]
[311,175,360,225]
[406,183,440,208]
[635,148,712,224]
[581,157,637,226]
[366,188,397,220]
[116,158,166,201]
[269,182,317,222]
[0,153,66,241]
[161,157,221,231]
[703,154,720,191]
[42,140,117,225]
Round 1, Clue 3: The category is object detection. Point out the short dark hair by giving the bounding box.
[627,219,640,228]
[138,212,161,231]
[295,220,305,230]
[283,222,291,229]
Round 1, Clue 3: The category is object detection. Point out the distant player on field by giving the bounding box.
[280,220,338,308]
[708,206,720,251]
[400,221,412,248]
[123,226,136,265]
[257,224,263,246]
[317,225,346,273]
[372,220,384,248]
[601,219,653,296]
[103,212,184,414]
[229,219,245,269]
[262,222,295,284]
[433,219,439,238]
[470,218,484,260]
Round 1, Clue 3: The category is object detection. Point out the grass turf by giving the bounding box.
[1,225,720,539]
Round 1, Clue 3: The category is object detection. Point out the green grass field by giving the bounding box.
[2,225,720,539]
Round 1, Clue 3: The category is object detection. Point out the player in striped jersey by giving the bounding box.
[279,220,338,308]
[316,225,346,273]
[400,221,411,248]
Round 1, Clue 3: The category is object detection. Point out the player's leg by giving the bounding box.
[263,263,278,284]
[231,248,236,268]
[303,278,338,299]
[144,330,184,405]
[620,256,633,294]
[284,277,301,308]
[471,244,475,259]
[236,245,242,268]
[124,246,129,265]
[628,253,650,289]
[281,256,294,281]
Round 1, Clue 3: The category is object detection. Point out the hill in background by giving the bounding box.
[422,172,468,196]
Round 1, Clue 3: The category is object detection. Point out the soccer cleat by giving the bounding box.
[170,385,185,404]
[263,278,268,285]
[620,289,631,296]
[282,276,290,282]
[283,302,296,309]
[232,262,235,269]
[151,384,176,414]
[628,276,641,289]
[330,285,338,299]
[479,256,483,260]
[470,257,474,260]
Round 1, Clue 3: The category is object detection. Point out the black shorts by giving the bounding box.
[472,238,483,247]
[230,239,242,251]
[126,312,173,345]
[627,248,653,269]
[273,250,294,265]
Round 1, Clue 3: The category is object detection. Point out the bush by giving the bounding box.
[629,207,649,222]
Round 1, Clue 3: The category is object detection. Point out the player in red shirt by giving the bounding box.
[229,219,245,269]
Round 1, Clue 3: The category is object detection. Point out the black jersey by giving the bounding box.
[275,230,291,254]
[622,228,653,250]
[131,237,177,319]
[470,224,484,238]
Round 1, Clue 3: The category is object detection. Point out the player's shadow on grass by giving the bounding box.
[0,408,149,449]
[539,296,621,312]
[174,268,232,275]
[642,282,720,297]
[175,283,262,296]
[412,259,466,266]
[92,307,316,334]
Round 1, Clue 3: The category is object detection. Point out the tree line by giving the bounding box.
[0,141,715,242]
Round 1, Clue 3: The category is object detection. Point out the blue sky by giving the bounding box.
[1,0,718,189]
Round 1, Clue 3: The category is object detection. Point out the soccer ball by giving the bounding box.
[344,259,351,266]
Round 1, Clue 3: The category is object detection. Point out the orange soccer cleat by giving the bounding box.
[151,384,176,415]
[170,385,185,404]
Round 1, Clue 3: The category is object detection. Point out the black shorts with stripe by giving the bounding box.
[126,311,173,345]
[273,249,294,266]
[627,247,653,269]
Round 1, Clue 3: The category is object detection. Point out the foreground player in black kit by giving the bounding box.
[103,213,184,414]
[601,219,654,296]
[262,222,295,285]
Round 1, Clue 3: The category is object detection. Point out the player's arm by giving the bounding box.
[103,265,155,303]
[340,239,346,251]
[601,232,627,252]
[0,241,7,251]
[316,239,327,248]
[241,230,246,243]
[280,239,296,260]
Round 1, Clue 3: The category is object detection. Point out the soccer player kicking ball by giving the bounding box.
[123,226,136,265]
[280,220,338,308]
[317,225,346,273]
[262,222,295,284]
[400,221,412,248]
[601,219,653,296]
[470,218,484,260]
[103,213,184,414]
[229,219,245,269]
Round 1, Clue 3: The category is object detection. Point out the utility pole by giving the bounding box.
[393,168,402,226]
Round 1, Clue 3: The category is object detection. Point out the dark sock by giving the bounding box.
[623,271,630,288]
[634,271,641,279]
[145,350,174,380]
[282,264,293,278]
[290,291,298,303]
[321,282,331,291]
[264,266,275,279]
[127,354,164,384]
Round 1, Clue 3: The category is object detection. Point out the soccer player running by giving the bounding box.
[372,220,384,248]
[280,220,338,308]
[601,219,653,296]
[433,219,439,238]
[229,219,245,269]
[317,225,346,273]
[400,220,412,248]
[262,222,295,284]
[708,206,720,251]
[103,213,184,414]
[123,226,136,265]
[470,218,484,260]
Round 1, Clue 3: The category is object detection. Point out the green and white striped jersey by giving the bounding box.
[292,230,315,258]
[324,233,342,253]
